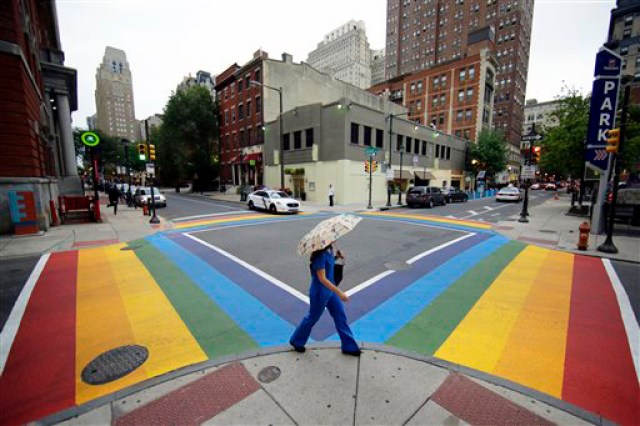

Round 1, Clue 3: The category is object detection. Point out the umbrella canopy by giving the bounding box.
[297,214,362,256]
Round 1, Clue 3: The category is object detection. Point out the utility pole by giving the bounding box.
[145,119,160,224]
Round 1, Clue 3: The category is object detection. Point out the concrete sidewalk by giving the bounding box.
[53,346,595,426]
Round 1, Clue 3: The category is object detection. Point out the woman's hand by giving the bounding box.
[338,290,349,303]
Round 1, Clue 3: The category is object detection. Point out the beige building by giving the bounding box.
[370,48,386,86]
[523,99,559,135]
[95,46,138,140]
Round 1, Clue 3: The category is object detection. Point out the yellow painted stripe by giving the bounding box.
[362,211,493,230]
[492,250,574,397]
[76,245,207,403]
[434,245,546,372]
[76,247,147,404]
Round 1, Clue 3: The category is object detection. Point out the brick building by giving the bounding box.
[0,0,79,234]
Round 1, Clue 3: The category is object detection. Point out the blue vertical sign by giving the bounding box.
[585,47,622,171]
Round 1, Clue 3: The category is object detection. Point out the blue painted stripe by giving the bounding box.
[333,235,509,343]
[170,233,310,329]
[312,232,491,340]
[149,235,295,347]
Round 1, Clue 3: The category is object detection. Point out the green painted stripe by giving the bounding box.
[386,240,526,356]
[132,240,259,359]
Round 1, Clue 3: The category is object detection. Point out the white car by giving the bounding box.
[134,187,166,207]
[248,190,300,214]
[496,187,522,202]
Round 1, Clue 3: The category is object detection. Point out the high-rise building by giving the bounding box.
[307,20,372,89]
[95,47,138,140]
[177,70,216,99]
[384,0,534,147]
[371,48,386,86]
[607,0,640,103]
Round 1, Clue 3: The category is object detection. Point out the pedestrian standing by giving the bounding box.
[328,184,336,207]
[334,249,345,286]
[289,243,361,356]
[108,183,119,215]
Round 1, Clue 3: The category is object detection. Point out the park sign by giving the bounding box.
[585,47,622,171]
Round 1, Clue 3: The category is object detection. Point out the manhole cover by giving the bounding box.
[120,245,141,251]
[82,345,149,385]
[258,366,281,383]
[384,261,411,271]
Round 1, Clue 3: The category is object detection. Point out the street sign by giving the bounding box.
[585,47,622,171]
[364,147,378,157]
[81,131,100,147]
[520,134,542,142]
[477,170,486,179]
[386,166,394,180]
[521,165,536,179]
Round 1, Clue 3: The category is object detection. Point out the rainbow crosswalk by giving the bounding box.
[0,212,637,425]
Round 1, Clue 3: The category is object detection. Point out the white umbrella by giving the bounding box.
[297,214,362,256]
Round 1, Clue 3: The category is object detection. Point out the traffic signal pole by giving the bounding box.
[145,119,160,224]
[367,155,373,209]
[597,85,629,253]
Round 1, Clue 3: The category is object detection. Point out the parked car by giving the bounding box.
[545,183,557,191]
[248,190,300,214]
[406,186,446,208]
[134,187,166,207]
[495,187,522,202]
[442,187,469,203]
[529,183,541,190]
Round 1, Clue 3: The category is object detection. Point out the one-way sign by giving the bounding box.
[585,47,622,171]
[521,134,542,142]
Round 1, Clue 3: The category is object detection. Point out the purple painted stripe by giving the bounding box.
[312,232,490,340]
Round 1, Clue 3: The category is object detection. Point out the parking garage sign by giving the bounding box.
[585,47,622,171]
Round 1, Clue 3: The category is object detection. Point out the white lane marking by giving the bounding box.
[172,210,249,222]
[347,232,475,296]
[184,233,311,303]
[466,210,479,216]
[164,193,241,211]
[603,259,640,384]
[447,215,456,219]
[0,254,50,375]
[460,202,512,219]
[483,206,494,211]
[491,213,501,217]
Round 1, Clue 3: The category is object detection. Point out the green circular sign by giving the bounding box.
[81,131,100,147]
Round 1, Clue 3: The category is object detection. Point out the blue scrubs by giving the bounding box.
[290,248,360,352]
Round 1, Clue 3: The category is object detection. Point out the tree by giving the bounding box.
[620,104,640,174]
[538,89,590,178]
[469,128,509,179]
[155,86,218,190]
[73,128,146,179]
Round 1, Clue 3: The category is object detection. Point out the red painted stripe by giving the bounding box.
[115,362,260,425]
[71,238,119,248]
[563,255,640,425]
[0,251,78,425]
[432,374,553,425]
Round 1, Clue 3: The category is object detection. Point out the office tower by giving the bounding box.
[371,49,386,86]
[384,0,534,146]
[307,20,372,89]
[607,0,640,103]
[95,46,138,140]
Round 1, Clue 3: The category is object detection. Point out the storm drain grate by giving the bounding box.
[257,366,281,383]
[384,261,411,271]
[82,345,149,385]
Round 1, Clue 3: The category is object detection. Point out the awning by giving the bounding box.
[243,153,262,162]
[414,171,437,180]
[394,170,413,180]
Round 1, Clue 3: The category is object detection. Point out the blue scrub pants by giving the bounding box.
[290,283,359,352]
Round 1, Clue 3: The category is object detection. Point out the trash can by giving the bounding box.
[240,186,248,202]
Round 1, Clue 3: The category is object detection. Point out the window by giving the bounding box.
[465,109,472,121]
[376,129,384,148]
[456,110,463,121]
[247,100,251,116]
[238,104,244,120]
[463,129,470,140]
[238,80,243,92]
[245,76,250,91]
[224,110,229,125]
[624,15,633,26]
[439,113,445,125]
[256,96,261,113]
[255,69,261,82]
[623,28,631,39]
[231,108,236,123]
[446,147,451,160]
[306,128,314,147]
[364,126,372,146]
[459,68,466,81]
[414,139,420,154]
[469,66,475,80]
[351,123,360,144]
[455,130,462,138]
[621,46,629,55]
[421,140,427,156]
[458,90,464,102]
[405,137,412,153]
[294,131,302,149]
[397,134,403,151]
[467,88,473,100]
[283,133,291,150]
[435,144,440,157]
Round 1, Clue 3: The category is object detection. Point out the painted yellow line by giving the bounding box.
[362,211,493,229]
[76,245,207,404]
[493,250,574,397]
[434,245,546,372]
[76,247,147,404]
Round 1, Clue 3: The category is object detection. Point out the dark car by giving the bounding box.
[442,187,469,203]
[406,186,446,208]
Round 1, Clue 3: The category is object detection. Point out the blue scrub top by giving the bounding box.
[310,248,335,292]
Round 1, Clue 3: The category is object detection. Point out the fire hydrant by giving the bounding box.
[577,221,591,251]
[142,204,149,216]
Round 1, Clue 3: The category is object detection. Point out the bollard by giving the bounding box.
[577,221,590,251]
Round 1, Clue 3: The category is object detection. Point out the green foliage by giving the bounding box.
[621,105,640,172]
[539,89,590,178]
[155,86,218,189]
[468,128,509,178]
[73,128,145,177]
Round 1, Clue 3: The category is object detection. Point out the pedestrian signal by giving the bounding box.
[605,128,620,153]
[138,144,147,161]
[149,144,156,161]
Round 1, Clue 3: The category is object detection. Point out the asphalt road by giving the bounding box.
[160,192,244,220]
[0,254,41,331]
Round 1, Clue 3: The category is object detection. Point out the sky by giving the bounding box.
[56,0,617,128]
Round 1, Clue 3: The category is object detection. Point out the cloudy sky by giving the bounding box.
[57,0,616,128]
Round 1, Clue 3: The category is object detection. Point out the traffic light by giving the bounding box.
[372,160,378,172]
[605,128,620,153]
[533,146,541,163]
[364,161,370,173]
[148,144,156,161]
[138,144,146,161]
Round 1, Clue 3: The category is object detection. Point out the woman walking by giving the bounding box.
[292,214,363,356]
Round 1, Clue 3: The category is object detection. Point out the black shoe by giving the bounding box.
[342,349,362,357]
[291,344,306,353]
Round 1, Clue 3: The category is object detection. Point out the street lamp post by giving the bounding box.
[250,80,284,190]
[387,111,409,206]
